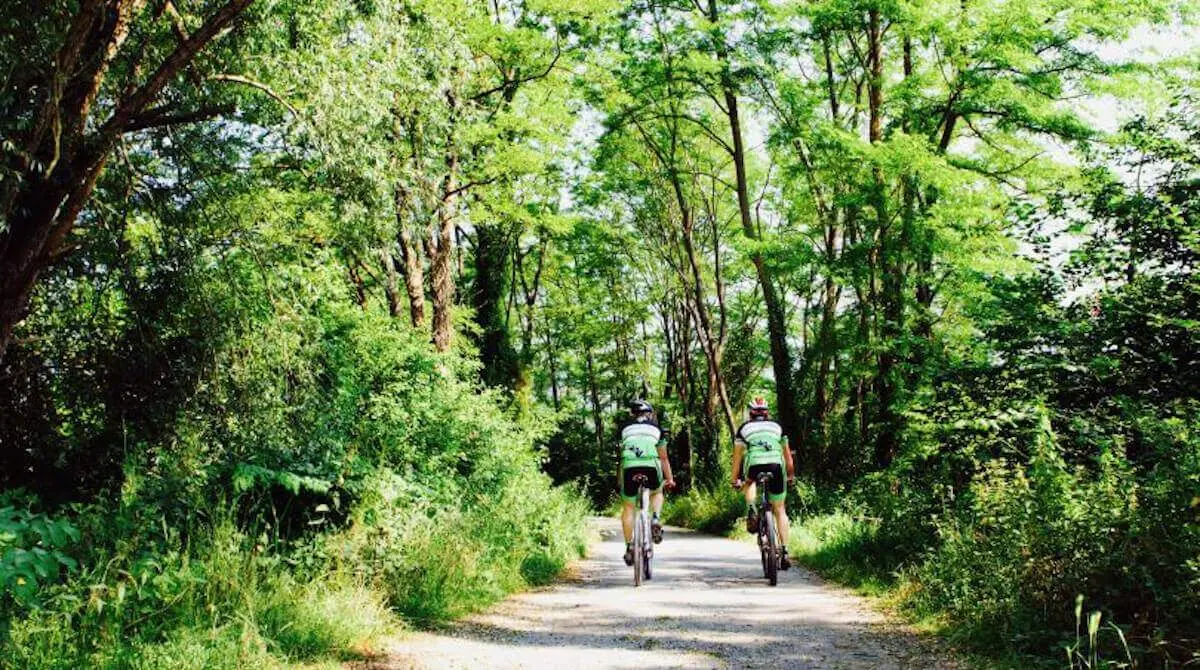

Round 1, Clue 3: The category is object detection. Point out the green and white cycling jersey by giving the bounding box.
[619,419,665,468]
[736,419,787,468]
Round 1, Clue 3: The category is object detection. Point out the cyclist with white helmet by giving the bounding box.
[731,396,795,570]
[618,399,675,566]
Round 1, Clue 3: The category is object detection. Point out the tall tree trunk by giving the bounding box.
[847,214,872,454]
[347,261,368,308]
[471,223,519,385]
[867,8,902,469]
[543,324,560,411]
[397,226,426,328]
[513,239,547,408]
[808,230,842,469]
[430,181,456,352]
[673,301,697,490]
[430,87,459,352]
[584,343,604,451]
[393,185,428,328]
[680,220,737,441]
[706,0,800,445]
[379,248,403,318]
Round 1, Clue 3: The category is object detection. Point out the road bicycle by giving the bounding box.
[753,470,781,586]
[630,472,654,586]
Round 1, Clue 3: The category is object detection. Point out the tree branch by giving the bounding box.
[207,73,297,116]
[124,104,236,132]
[99,0,256,141]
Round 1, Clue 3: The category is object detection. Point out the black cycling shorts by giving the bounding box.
[746,463,786,498]
[621,465,662,499]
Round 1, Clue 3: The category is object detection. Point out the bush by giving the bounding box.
[661,485,745,535]
[793,402,1200,665]
[0,182,590,666]
[331,468,588,623]
[906,407,1200,659]
[0,298,589,666]
[0,505,79,613]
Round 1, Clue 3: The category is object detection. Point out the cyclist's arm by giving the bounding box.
[616,440,623,491]
[731,441,746,486]
[656,442,674,486]
[782,436,796,481]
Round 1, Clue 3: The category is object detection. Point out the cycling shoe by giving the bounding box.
[745,511,758,534]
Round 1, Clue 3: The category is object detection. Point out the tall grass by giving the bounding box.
[1,519,395,670]
[788,513,895,595]
[335,469,589,624]
[1,485,587,669]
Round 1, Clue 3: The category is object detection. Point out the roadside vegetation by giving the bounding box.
[2,0,1197,667]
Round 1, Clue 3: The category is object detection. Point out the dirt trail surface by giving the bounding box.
[359,517,958,669]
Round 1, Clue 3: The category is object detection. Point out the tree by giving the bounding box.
[0,0,265,359]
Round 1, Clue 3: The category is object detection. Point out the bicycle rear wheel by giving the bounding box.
[633,514,644,586]
[643,512,653,581]
[759,513,769,577]
[764,511,779,586]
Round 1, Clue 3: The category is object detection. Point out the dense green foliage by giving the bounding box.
[2,0,1198,667]
[0,1,588,667]
[669,94,1200,664]
[0,171,588,664]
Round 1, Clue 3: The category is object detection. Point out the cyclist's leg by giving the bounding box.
[621,500,636,543]
[622,503,636,566]
[649,463,665,543]
[620,465,639,564]
[649,461,665,515]
[743,464,759,533]
[650,488,665,514]
[771,499,790,545]
[766,462,791,567]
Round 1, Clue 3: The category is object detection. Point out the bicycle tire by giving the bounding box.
[633,512,644,586]
[643,532,653,581]
[765,510,779,586]
[759,510,769,577]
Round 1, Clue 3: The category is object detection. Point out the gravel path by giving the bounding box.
[358,517,959,669]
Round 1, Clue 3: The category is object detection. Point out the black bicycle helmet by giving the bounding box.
[628,399,653,415]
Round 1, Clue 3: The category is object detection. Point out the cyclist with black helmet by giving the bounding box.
[618,399,675,566]
[731,396,796,570]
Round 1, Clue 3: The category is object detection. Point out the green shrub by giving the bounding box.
[789,513,893,594]
[796,402,1200,665]
[906,407,1200,658]
[0,185,589,666]
[333,468,588,623]
[0,507,79,611]
[662,485,744,535]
